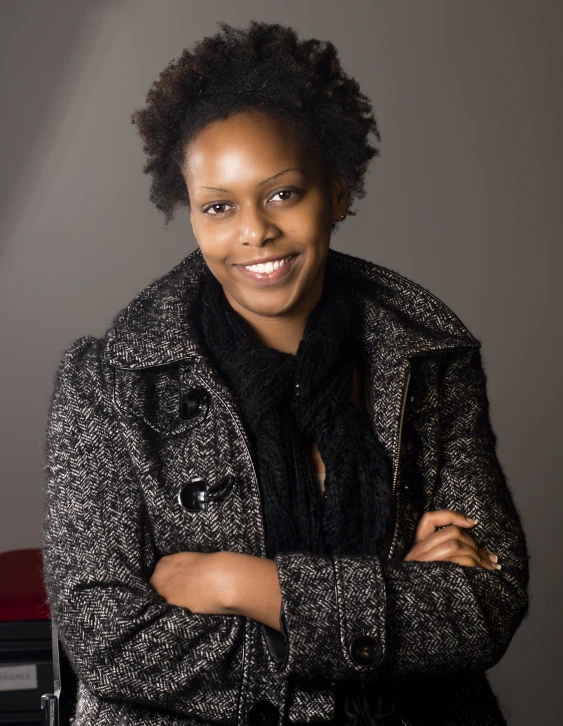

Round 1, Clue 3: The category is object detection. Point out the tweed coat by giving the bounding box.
[41,247,529,726]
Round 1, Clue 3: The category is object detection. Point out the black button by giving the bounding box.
[179,388,209,420]
[178,478,207,511]
[350,635,381,666]
[207,474,236,502]
[248,700,279,726]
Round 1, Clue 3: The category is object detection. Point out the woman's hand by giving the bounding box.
[403,510,501,570]
[148,551,238,614]
[148,551,283,630]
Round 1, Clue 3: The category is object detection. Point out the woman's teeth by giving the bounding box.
[243,255,293,273]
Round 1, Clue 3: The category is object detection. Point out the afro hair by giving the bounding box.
[130,20,381,229]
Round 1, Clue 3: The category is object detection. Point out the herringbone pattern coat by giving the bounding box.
[41,247,529,726]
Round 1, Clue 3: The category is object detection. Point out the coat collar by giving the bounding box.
[103,247,480,370]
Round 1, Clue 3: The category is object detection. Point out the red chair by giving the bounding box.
[0,549,74,726]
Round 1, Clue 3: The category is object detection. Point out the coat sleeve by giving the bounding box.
[273,346,530,680]
[41,336,243,720]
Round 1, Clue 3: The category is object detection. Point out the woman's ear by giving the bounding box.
[330,173,350,220]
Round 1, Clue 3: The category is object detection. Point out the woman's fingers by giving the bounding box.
[445,552,500,570]
[413,509,478,543]
[406,540,498,570]
[443,555,483,568]
[404,510,502,569]
[410,524,480,558]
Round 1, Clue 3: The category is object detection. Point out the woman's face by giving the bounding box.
[182,110,349,324]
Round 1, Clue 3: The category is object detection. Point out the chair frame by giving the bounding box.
[41,622,78,726]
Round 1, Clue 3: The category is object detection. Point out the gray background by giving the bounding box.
[1,1,561,723]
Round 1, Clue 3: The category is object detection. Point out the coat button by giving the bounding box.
[178,478,207,511]
[179,388,209,420]
[349,635,381,666]
[248,700,279,726]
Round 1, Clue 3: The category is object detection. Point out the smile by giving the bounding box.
[236,254,299,286]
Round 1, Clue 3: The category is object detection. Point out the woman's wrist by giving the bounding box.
[217,551,282,630]
[208,551,243,613]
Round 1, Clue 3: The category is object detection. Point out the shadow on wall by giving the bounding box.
[0,0,118,257]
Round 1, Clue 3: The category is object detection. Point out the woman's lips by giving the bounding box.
[235,254,299,286]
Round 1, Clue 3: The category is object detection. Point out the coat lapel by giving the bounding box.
[103,247,481,479]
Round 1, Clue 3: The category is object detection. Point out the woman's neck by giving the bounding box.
[221,270,326,354]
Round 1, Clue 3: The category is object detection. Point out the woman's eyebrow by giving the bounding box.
[200,167,303,193]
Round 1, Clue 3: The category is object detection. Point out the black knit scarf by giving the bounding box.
[194,262,399,725]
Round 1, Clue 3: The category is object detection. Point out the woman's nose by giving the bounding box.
[238,204,278,245]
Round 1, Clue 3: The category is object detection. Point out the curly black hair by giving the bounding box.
[130,20,381,229]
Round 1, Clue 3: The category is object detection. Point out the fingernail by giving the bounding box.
[494,563,502,570]
[466,518,479,524]
[489,553,498,563]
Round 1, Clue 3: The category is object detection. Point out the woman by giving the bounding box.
[41,20,529,726]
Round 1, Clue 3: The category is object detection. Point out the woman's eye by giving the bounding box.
[270,189,299,202]
[203,203,232,216]
[202,189,301,216]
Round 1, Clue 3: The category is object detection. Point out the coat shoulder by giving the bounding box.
[52,335,113,405]
[327,248,482,349]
